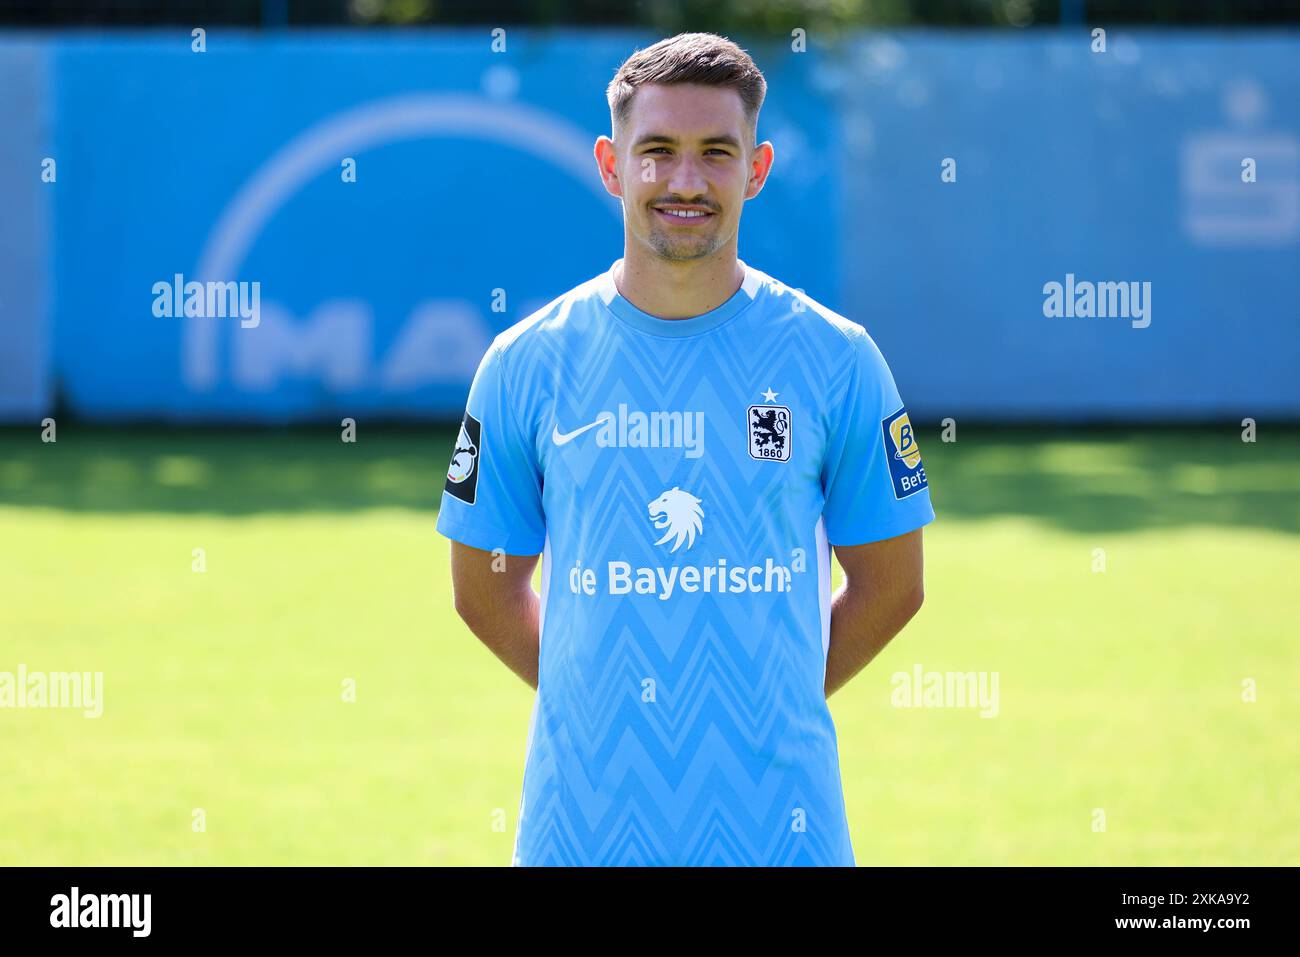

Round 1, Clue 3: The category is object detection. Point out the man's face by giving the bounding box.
[601,83,772,263]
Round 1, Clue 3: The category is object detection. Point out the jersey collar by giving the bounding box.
[595,258,761,338]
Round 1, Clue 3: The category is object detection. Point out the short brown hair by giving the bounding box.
[606,33,767,147]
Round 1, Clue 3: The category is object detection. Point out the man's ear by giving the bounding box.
[745,140,775,200]
[594,136,623,199]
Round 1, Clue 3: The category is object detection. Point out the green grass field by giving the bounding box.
[2,425,1297,865]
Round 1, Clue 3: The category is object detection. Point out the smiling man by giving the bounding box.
[436,32,934,866]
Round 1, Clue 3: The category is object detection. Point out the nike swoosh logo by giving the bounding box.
[552,418,603,446]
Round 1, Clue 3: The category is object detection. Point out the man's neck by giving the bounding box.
[614,246,745,321]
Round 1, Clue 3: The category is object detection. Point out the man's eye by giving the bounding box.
[646,147,670,154]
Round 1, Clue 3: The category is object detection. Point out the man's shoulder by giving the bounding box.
[489,269,608,360]
[745,262,875,362]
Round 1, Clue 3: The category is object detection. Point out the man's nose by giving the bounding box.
[665,154,709,198]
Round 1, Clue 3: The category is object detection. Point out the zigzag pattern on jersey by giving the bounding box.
[500,269,861,441]
[538,581,825,762]
[501,269,862,866]
[515,493,851,859]
[518,728,849,864]
[508,294,860,474]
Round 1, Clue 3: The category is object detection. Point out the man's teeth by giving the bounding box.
[659,208,710,218]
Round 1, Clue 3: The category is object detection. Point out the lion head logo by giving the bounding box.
[647,487,703,552]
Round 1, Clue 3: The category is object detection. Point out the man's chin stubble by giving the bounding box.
[649,232,719,263]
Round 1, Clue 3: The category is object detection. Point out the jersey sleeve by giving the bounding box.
[435,338,547,555]
[820,325,935,546]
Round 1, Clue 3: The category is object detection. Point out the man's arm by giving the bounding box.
[448,540,541,690]
[824,528,925,698]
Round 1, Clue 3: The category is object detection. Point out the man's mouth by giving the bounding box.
[653,204,716,225]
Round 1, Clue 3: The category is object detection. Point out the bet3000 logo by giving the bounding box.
[881,407,927,499]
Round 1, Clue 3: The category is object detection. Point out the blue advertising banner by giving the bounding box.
[0,31,1294,422]
[836,32,1300,419]
[44,32,836,421]
[0,42,51,421]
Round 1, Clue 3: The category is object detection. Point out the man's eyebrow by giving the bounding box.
[632,133,743,149]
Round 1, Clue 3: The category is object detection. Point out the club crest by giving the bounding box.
[748,403,791,462]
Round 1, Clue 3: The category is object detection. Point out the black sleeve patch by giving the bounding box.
[444,412,482,505]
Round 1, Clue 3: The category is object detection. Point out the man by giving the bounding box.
[437,32,933,866]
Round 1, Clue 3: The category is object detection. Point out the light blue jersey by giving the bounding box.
[436,258,934,866]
